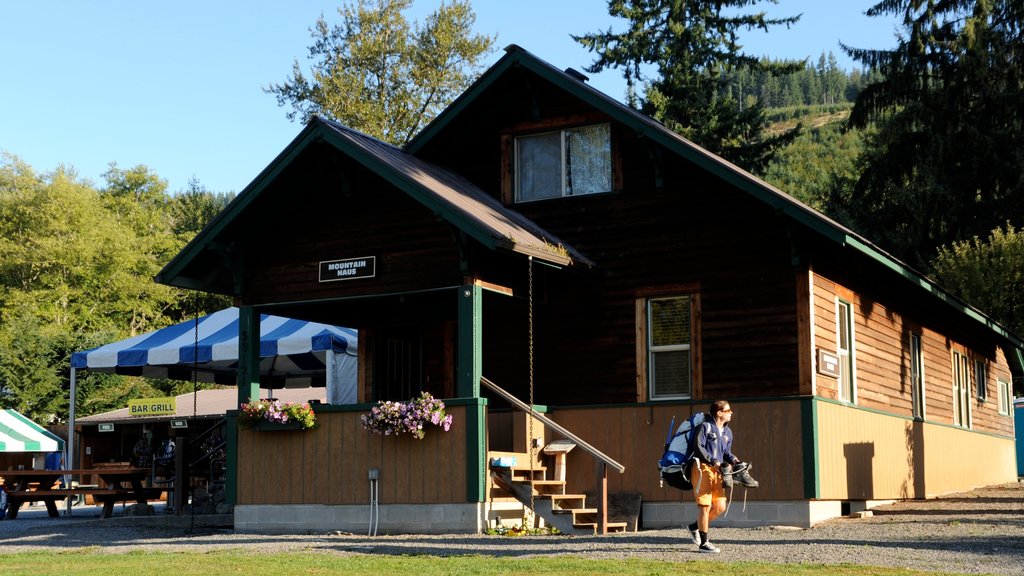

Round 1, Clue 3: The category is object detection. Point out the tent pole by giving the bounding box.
[66,367,77,517]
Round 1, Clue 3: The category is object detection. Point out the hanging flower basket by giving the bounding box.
[238,399,317,431]
[361,392,453,439]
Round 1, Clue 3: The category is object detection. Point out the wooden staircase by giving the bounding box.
[489,452,628,535]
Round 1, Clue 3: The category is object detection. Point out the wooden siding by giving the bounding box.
[231,145,465,306]
[815,400,1016,500]
[811,271,1015,438]
[504,165,804,406]
[236,405,467,505]
[544,400,805,503]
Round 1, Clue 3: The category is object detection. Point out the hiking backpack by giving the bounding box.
[657,412,705,491]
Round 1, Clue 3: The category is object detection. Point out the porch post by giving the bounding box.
[457,284,482,397]
[231,306,261,509]
[458,283,486,502]
[237,305,261,406]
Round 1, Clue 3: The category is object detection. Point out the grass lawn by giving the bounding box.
[0,550,969,576]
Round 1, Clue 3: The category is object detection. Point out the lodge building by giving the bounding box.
[156,46,1020,533]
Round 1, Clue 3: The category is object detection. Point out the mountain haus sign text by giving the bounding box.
[319,256,375,282]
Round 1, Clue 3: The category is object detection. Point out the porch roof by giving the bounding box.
[156,118,590,293]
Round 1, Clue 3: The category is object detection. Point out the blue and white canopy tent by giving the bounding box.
[67,307,358,474]
[70,307,358,402]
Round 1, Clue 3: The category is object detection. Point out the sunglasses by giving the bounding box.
[721,409,733,413]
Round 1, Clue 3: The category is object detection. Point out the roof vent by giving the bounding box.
[565,67,589,83]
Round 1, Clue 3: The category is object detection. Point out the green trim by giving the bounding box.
[156,125,324,287]
[844,236,1024,355]
[464,396,488,502]
[457,284,482,398]
[547,395,800,412]
[814,395,1016,441]
[225,412,238,506]
[801,397,820,499]
[237,306,260,407]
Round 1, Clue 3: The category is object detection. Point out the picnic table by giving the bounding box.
[1,468,162,519]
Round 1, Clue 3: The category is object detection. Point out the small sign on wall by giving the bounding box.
[128,397,176,416]
[319,256,376,282]
[817,349,841,378]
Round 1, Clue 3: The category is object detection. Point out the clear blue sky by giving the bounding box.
[1,1,898,195]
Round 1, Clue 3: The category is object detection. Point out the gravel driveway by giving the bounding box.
[2,482,1022,575]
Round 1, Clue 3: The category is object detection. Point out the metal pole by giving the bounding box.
[66,367,77,516]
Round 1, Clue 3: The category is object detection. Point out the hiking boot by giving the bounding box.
[720,463,734,488]
[698,541,720,554]
[732,462,759,488]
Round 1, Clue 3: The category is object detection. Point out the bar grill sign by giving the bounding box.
[319,256,375,282]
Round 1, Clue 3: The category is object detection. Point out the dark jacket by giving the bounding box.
[693,418,738,467]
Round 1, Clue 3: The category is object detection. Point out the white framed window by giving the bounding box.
[910,332,925,419]
[952,350,972,428]
[647,296,692,400]
[975,358,987,401]
[515,123,612,201]
[836,299,855,403]
[997,378,1011,415]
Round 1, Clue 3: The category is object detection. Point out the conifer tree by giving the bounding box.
[575,0,802,173]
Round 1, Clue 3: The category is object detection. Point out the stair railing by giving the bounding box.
[480,376,625,534]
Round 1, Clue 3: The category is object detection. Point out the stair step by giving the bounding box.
[573,521,629,533]
[552,507,597,515]
[545,494,587,509]
[507,479,565,494]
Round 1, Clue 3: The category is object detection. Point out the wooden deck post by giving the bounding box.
[595,461,608,534]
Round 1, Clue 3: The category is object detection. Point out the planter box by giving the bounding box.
[255,421,304,431]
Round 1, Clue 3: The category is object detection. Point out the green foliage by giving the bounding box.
[833,0,1024,270]
[265,0,494,145]
[932,225,1024,339]
[0,154,230,422]
[734,55,873,111]
[761,118,864,212]
[576,0,804,173]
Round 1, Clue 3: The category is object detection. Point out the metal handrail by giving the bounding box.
[480,376,625,473]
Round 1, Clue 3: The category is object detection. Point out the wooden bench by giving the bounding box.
[4,488,164,519]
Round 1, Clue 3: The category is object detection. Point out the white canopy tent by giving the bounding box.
[0,409,65,453]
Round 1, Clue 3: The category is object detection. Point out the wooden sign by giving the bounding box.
[319,256,376,282]
[128,397,177,416]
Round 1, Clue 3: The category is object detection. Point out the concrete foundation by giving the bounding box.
[234,503,486,534]
[642,499,845,529]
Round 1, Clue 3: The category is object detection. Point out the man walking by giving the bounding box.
[685,400,757,553]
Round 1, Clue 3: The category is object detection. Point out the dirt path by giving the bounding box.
[2,482,1022,575]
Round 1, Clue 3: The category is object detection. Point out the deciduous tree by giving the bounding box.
[265,0,494,145]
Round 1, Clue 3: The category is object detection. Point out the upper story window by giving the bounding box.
[515,123,612,202]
